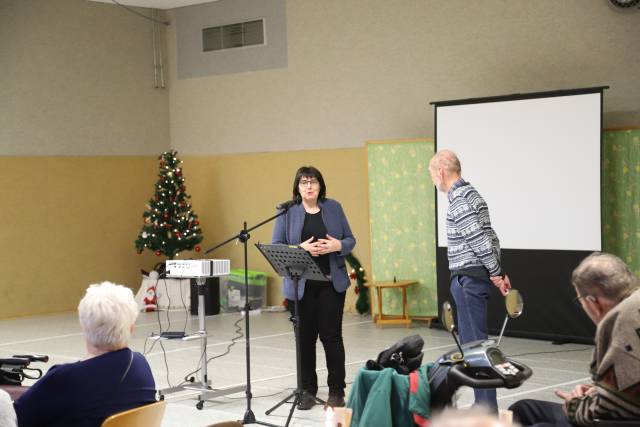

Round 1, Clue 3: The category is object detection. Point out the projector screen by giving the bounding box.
[435,90,602,251]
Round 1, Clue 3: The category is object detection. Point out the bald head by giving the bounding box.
[429,149,462,193]
[429,149,461,175]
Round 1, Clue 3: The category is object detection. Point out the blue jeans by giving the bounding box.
[450,274,497,411]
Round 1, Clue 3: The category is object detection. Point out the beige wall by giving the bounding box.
[0,0,170,317]
[3,1,639,317]
[0,156,159,317]
[167,0,640,155]
[0,149,369,318]
[0,0,170,155]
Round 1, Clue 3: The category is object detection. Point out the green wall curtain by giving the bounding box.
[367,140,437,317]
[603,129,640,276]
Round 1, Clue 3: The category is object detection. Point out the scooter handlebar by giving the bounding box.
[448,364,505,389]
[448,358,532,389]
[509,360,533,380]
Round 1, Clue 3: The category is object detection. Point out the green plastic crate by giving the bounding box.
[220,269,267,311]
[228,269,267,287]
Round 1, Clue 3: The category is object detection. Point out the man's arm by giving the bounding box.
[450,197,502,276]
[562,381,640,426]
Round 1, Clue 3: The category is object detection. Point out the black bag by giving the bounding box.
[0,358,28,386]
[366,334,425,375]
[0,356,46,386]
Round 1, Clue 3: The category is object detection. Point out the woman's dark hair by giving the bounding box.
[292,166,326,203]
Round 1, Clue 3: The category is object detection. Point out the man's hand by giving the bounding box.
[316,234,342,255]
[556,384,592,400]
[490,274,512,296]
[299,237,321,257]
[555,384,591,415]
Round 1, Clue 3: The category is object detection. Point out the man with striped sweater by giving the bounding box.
[429,150,511,412]
[510,252,640,426]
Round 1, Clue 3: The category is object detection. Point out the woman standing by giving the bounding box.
[272,166,356,410]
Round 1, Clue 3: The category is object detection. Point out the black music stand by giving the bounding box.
[255,244,328,427]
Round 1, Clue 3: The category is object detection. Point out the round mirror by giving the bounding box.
[442,301,456,332]
[505,289,524,318]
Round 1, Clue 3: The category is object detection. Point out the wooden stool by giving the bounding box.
[365,280,417,328]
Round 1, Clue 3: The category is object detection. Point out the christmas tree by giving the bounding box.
[346,253,370,314]
[135,150,203,258]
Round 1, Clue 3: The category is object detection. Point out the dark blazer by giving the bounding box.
[272,198,356,299]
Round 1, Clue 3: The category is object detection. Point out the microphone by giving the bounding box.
[276,200,296,211]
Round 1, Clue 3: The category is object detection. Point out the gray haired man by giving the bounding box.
[510,252,640,426]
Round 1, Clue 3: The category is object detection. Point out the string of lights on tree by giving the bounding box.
[135,150,203,259]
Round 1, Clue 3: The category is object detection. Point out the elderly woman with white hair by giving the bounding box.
[13,281,156,427]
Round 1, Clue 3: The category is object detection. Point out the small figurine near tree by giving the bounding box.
[135,150,203,259]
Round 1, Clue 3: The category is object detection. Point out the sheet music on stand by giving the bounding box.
[255,244,328,282]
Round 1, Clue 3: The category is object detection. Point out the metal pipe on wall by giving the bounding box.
[151,8,159,88]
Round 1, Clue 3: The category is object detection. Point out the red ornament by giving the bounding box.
[137,249,143,254]
[354,286,360,295]
[194,220,200,226]
[349,271,357,280]
[155,250,161,256]
[195,246,201,252]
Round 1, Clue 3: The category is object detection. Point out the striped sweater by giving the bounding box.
[446,178,502,278]
[568,288,640,425]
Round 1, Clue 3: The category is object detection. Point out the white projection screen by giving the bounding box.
[432,87,607,343]
[435,91,602,251]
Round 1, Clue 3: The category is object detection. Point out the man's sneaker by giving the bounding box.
[297,392,316,410]
[326,394,345,408]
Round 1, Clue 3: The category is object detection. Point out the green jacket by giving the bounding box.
[347,365,431,427]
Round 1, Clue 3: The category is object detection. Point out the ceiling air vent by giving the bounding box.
[202,19,265,52]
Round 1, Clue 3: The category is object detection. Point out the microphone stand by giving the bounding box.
[204,208,288,427]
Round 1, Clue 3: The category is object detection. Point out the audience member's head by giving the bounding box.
[431,407,517,427]
[429,149,462,192]
[571,252,639,324]
[78,281,139,354]
[0,389,17,427]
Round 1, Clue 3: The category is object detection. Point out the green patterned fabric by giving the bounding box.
[367,140,437,317]
[603,129,640,276]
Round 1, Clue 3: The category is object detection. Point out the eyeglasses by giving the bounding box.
[572,294,594,307]
[299,179,320,187]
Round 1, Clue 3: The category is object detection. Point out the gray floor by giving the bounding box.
[0,309,594,427]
